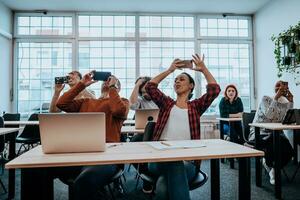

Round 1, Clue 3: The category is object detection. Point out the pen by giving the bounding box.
[160,141,171,146]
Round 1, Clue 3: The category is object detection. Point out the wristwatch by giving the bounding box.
[109,84,119,90]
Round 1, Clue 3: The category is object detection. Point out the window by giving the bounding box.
[14,13,253,118]
[17,42,72,116]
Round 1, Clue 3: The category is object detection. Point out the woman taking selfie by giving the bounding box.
[145,54,220,200]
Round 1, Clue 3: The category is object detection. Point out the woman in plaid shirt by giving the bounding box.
[145,54,220,200]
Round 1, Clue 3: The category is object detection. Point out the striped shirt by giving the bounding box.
[145,82,220,141]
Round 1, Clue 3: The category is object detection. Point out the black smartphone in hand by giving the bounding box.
[92,71,111,81]
[55,76,69,84]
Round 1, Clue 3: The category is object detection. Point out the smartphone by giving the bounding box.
[182,60,193,68]
[92,71,111,81]
[282,81,289,96]
[282,81,288,87]
[55,76,69,84]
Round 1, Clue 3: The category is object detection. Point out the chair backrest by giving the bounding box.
[242,112,256,142]
[18,113,40,140]
[0,117,5,152]
[3,113,21,128]
[142,121,156,141]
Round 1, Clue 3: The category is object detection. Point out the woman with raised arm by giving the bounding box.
[145,54,220,200]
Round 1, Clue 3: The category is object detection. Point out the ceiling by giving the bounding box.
[1,0,272,14]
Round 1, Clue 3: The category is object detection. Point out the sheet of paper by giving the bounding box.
[147,140,206,150]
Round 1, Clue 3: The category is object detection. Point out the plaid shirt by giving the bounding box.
[145,82,220,141]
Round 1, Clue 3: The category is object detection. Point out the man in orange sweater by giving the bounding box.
[56,72,129,200]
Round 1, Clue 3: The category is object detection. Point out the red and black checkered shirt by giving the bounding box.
[145,82,221,141]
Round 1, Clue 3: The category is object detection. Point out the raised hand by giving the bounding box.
[81,71,97,87]
[192,54,207,72]
[168,59,185,73]
[54,83,65,94]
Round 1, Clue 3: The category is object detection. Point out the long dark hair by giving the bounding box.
[181,72,195,100]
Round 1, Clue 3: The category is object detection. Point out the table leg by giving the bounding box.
[7,132,16,200]
[219,121,225,163]
[238,157,251,200]
[211,159,220,200]
[228,122,235,169]
[254,127,262,187]
[274,130,282,199]
[293,130,299,165]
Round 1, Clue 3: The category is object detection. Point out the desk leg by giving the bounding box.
[274,130,282,199]
[254,127,262,187]
[293,130,299,165]
[7,132,16,200]
[21,168,53,200]
[219,121,225,163]
[228,122,235,169]
[238,157,250,200]
[211,159,220,200]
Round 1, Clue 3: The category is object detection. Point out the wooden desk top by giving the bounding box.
[0,128,22,136]
[120,126,144,134]
[249,123,300,130]
[216,117,242,122]
[4,121,39,126]
[6,139,264,169]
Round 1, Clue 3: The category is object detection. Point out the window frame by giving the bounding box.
[13,12,254,116]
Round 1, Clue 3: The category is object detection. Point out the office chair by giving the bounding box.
[135,121,208,195]
[0,117,7,193]
[63,165,126,200]
[16,113,40,155]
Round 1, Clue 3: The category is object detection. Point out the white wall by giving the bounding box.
[255,0,300,160]
[0,2,12,114]
[254,0,300,107]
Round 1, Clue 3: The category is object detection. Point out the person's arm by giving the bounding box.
[57,72,97,112]
[108,88,129,118]
[129,78,144,109]
[192,54,217,84]
[150,59,184,85]
[49,84,65,113]
[229,97,243,118]
[191,54,220,115]
[219,98,229,118]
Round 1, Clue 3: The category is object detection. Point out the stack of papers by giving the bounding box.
[147,140,206,150]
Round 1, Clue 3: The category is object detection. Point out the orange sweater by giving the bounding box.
[56,82,129,142]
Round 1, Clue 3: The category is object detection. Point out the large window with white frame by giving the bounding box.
[14,13,253,118]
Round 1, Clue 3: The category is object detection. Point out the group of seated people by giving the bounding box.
[46,53,295,200]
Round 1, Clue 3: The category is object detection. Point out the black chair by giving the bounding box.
[0,117,7,193]
[135,121,208,194]
[242,112,256,146]
[2,113,20,160]
[16,113,40,155]
[64,165,126,200]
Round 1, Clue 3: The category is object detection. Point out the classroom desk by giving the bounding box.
[249,123,300,199]
[120,126,144,134]
[4,121,39,126]
[0,128,22,200]
[6,139,264,200]
[216,117,242,168]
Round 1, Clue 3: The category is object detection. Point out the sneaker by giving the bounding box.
[142,181,153,194]
[269,168,275,185]
[262,158,270,173]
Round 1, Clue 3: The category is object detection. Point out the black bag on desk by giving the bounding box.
[263,133,294,168]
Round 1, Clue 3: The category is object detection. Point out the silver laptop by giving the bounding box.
[39,113,106,154]
[135,109,159,129]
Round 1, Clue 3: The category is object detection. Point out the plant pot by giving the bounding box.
[282,56,291,65]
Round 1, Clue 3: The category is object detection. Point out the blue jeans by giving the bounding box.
[73,165,118,200]
[148,161,196,200]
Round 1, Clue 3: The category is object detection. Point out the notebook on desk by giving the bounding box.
[135,109,159,129]
[39,113,106,154]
